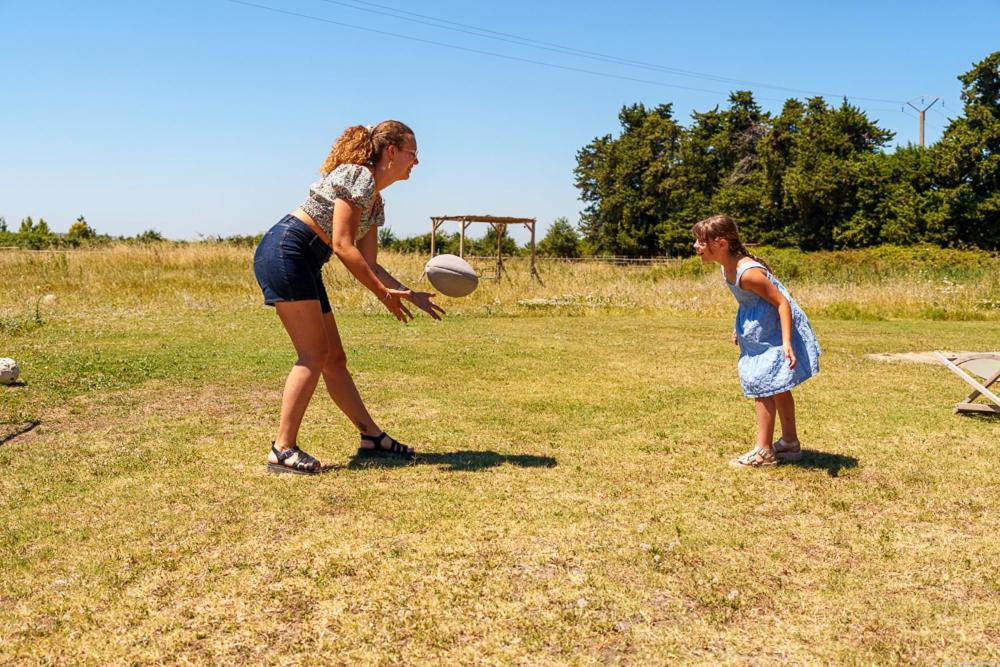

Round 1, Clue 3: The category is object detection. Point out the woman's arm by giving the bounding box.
[330,199,412,322]
[740,268,797,369]
[357,226,445,321]
[357,226,406,290]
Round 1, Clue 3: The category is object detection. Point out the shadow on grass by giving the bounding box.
[956,411,1000,422]
[784,449,858,477]
[347,450,557,472]
[1,421,40,447]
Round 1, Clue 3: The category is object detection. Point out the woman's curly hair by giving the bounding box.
[321,120,414,175]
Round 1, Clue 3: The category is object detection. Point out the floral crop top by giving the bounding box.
[300,163,385,241]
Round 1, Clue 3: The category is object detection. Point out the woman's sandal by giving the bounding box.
[267,443,325,475]
[729,446,779,468]
[357,431,415,461]
[772,438,802,461]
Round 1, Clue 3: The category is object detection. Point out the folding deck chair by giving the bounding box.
[934,352,1000,415]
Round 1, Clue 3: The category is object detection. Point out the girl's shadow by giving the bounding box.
[347,450,557,472]
[783,449,858,477]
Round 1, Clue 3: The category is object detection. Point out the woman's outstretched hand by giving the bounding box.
[405,291,446,321]
[382,289,414,322]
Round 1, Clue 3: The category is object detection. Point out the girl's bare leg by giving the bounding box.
[755,396,777,451]
[774,391,798,442]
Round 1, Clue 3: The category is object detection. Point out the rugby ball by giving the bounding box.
[0,358,19,385]
[424,254,478,297]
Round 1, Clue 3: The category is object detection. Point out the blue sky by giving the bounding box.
[2,1,997,242]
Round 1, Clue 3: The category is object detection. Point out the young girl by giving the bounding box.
[692,215,821,468]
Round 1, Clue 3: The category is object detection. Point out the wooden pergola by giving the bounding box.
[429,215,541,282]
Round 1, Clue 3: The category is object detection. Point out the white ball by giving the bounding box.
[0,358,19,385]
[425,254,479,298]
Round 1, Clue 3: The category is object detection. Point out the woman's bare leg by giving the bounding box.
[318,311,380,436]
[318,312,414,455]
[273,300,329,451]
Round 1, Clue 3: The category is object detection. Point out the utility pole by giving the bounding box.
[906,97,939,148]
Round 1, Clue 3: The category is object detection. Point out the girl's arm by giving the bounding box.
[330,198,412,322]
[356,225,445,321]
[739,268,797,369]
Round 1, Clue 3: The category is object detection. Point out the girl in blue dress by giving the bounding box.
[692,215,821,468]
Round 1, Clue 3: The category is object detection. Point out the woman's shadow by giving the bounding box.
[783,449,858,477]
[347,449,557,472]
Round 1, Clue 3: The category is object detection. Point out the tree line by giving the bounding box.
[574,52,1000,256]
[8,52,995,258]
[0,216,262,249]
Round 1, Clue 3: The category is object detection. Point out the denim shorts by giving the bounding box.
[253,215,333,313]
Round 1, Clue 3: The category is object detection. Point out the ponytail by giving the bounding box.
[321,125,375,175]
[730,239,773,274]
[320,120,415,175]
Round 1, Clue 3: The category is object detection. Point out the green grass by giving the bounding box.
[1,247,999,664]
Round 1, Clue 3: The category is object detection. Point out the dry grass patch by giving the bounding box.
[2,247,1000,664]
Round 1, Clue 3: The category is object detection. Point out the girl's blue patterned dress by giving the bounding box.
[725,261,821,398]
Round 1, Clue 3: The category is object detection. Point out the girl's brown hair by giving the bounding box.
[692,214,773,273]
[320,120,414,175]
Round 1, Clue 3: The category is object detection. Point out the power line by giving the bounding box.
[312,0,903,104]
[931,105,953,120]
[224,0,905,110]
[223,0,754,99]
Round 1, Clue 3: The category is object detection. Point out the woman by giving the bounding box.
[253,120,443,474]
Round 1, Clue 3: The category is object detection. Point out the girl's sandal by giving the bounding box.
[729,446,779,468]
[772,438,802,461]
[267,443,325,475]
[357,431,415,461]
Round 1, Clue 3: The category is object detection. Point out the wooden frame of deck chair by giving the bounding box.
[933,352,1000,415]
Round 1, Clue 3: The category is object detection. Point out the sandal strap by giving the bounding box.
[738,446,775,466]
[361,431,414,459]
[361,431,409,454]
[293,450,319,470]
[272,444,297,462]
[272,444,319,470]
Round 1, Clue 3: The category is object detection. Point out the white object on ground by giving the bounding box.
[0,358,19,385]
[424,254,479,297]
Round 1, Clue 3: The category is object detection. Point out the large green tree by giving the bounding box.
[927,51,1000,248]
[573,53,999,255]
[677,91,771,247]
[759,97,893,249]
[839,146,936,247]
[575,103,686,256]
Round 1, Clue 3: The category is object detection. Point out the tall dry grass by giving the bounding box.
[1,244,997,323]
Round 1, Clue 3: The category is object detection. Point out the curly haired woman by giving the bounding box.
[253,121,443,474]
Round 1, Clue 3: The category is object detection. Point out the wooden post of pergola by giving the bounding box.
[430,215,541,282]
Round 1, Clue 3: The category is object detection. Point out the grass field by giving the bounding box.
[2,246,999,665]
